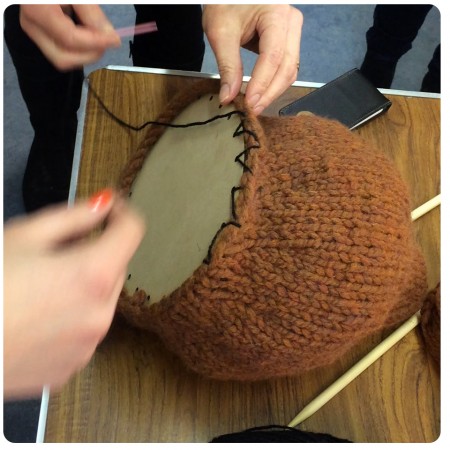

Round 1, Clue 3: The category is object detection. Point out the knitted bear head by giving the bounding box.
[117,79,427,381]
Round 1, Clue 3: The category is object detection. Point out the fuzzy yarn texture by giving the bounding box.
[117,80,427,381]
[420,283,440,368]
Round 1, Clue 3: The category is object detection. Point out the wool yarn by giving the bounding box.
[209,425,351,443]
[117,80,427,381]
[420,283,440,368]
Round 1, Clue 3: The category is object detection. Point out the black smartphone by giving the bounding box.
[279,68,392,130]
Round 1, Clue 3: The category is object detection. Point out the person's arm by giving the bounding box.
[202,4,303,115]
[3,190,145,399]
[19,4,121,70]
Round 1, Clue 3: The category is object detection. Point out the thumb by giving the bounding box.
[72,4,120,46]
[205,29,244,105]
[72,4,115,32]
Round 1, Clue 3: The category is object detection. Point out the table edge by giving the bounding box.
[68,66,440,206]
[42,65,440,442]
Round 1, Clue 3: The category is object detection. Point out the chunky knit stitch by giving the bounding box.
[420,283,440,368]
[117,81,427,381]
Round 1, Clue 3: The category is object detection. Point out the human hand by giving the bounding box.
[202,4,303,115]
[3,190,145,399]
[19,4,121,70]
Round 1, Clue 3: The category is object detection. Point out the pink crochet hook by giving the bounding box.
[115,21,158,38]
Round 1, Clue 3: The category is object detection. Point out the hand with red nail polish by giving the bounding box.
[88,188,114,213]
[3,190,145,399]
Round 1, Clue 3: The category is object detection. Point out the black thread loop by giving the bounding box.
[86,78,264,267]
[203,221,241,265]
[86,78,244,131]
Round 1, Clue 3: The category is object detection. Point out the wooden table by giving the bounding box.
[44,68,440,443]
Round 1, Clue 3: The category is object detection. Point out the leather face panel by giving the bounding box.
[125,94,244,303]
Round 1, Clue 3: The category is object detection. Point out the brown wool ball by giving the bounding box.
[117,80,427,381]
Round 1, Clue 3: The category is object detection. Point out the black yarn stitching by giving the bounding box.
[232,119,261,173]
[86,78,244,131]
[87,78,263,266]
[234,149,252,173]
[203,120,262,264]
[233,122,244,137]
[234,144,261,173]
[233,123,259,141]
[203,221,241,265]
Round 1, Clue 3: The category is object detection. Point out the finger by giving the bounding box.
[96,273,128,340]
[243,16,288,112]
[33,45,107,71]
[20,5,120,69]
[7,190,116,249]
[244,8,302,114]
[204,20,244,105]
[87,198,145,279]
[71,4,116,32]
[22,5,120,51]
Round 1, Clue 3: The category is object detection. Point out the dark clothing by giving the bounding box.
[131,5,204,70]
[4,5,205,212]
[360,5,440,92]
[4,5,83,211]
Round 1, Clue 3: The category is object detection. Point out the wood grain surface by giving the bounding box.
[45,69,440,443]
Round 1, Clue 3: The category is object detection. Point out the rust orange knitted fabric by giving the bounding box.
[420,283,440,368]
[117,82,427,381]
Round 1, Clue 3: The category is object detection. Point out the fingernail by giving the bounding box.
[106,29,121,46]
[112,34,122,47]
[247,94,261,109]
[219,83,230,104]
[88,189,113,212]
[99,20,115,32]
[99,23,121,45]
[252,104,264,116]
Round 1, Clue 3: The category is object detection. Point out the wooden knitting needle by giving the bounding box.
[411,194,441,221]
[288,312,421,427]
[288,194,441,428]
